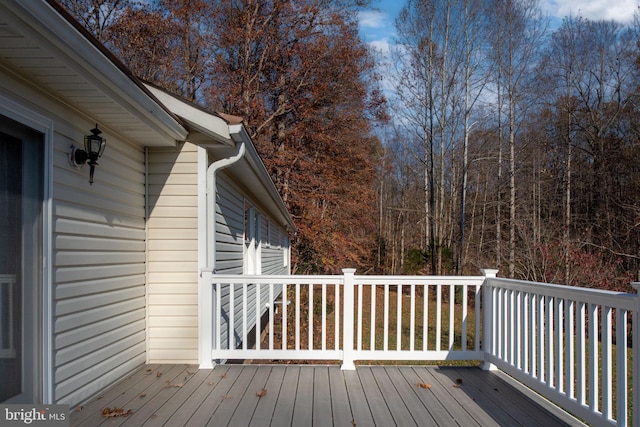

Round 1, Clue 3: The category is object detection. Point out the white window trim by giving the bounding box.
[0,94,54,404]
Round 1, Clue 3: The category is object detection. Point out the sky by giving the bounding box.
[358,0,639,55]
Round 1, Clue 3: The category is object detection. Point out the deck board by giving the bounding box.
[69,364,585,427]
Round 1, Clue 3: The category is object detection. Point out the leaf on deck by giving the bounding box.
[417,382,432,389]
[101,407,133,418]
[256,388,267,397]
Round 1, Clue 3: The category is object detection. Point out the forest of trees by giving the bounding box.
[59,0,640,290]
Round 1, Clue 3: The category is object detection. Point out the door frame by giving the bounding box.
[0,93,53,403]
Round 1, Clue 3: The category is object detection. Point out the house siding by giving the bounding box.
[52,119,148,405]
[147,143,199,364]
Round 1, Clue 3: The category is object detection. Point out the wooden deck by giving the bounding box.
[69,364,584,426]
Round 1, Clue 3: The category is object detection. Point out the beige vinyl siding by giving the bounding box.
[52,119,147,406]
[147,142,199,364]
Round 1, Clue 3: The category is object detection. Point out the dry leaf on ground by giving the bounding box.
[417,383,432,389]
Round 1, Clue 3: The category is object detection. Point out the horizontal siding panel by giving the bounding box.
[56,347,146,405]
[148,317,197,328]
[55,264,145,284]
[148,328,198,338]
[147,149,197,164]
[147,350,197,362]
[148,194,196,208]
[148,294,198,306]
[148,184,197,197]
[148,261,197,273]
[149,162,196,175]
[55,251,145,267]
[53,200,145,228]
[56,286,145,316]
[148,240,197,251]
[148,251,197,263]
[55,218,146,240]
[56,319,145,370]
[150,338,197,349]
[56,330,145,382]
[148,228,197,240]
[148,272,198,283]
[56,275,145,300]
[55,235,146,252]
[148,173,195,186]
[148,283,197,294]
[148,305,199,317]
[55,308,145,350]
[54,185,144,218]
[147,217,198,229]
[55,296,145,334]
[147,206,197,218]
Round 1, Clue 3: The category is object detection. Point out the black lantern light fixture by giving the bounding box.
[70,124,107,185]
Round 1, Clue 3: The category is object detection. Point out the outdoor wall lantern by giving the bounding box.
[70,124,107,185]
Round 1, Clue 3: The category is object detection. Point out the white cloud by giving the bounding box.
[541,0,637,23]
[358,10,388,29]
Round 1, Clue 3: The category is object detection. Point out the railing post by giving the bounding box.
[199,268,214,369]
[341,268,356,370]
[632,282,640,427]
[481,269,499,371]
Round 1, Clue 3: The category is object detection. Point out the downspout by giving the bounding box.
[205,142,246,270]
[200,141,245,369]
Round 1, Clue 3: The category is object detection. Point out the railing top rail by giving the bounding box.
[353,275,485,285]
[211,274,344,285]
[486,277,637,310]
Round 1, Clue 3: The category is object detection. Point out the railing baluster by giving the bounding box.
[528,293,536,377]
[588,303,599,413]
[554,297,563,393]
[357,282,363,351]
[309,284,314,350]
[410,283,415,352]
[242,283,248,350]
[383,284,389,352]
[462,284,468,352]
[616,308,628,425]
[269,283,274,351]
[282,284,287,350]
[436,285,442,352]
[576,301,586,406]
[216,281,221,352]
[371,284,376,351]
[475,284,480,352]
[602,305,612,420]
[397,284,402,351]
[546,295,553,387]
[322,283,327,351]
[537,294,545,382]
[449,284,455,351]
[565,299,574,398]
[336,283,340,352]
[295,283,300,351]
[424,284,429,351]
[255,283,260,351]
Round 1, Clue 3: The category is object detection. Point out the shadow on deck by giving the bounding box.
[69,364,585,426]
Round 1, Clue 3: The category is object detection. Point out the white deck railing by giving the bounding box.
[200,269,639,427]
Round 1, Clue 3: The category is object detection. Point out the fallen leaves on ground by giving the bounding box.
[164,380,184,389]
[417,383,432,389]
[256,388,267,397]
[101,407,133,418]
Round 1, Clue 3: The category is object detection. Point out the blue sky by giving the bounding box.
[358,0,639,54]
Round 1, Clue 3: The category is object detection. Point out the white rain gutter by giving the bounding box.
[205,142,246,270]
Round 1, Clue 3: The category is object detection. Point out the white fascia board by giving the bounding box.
[145,84,233,145]
[6,0,188,144]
